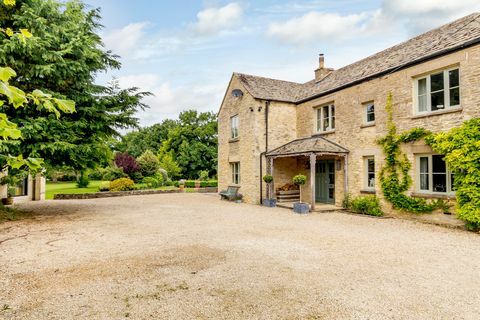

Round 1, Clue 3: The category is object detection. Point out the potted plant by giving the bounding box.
[179,179,186,192]
[292,174,309,214]
[1,176,16,205]
[262,174,276,207]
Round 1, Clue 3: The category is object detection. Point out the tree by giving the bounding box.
[0,0,149,174]
[158,150,181,179]
[137,149,159,177]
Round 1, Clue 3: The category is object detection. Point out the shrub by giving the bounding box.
[293,174,307,186]
[109,178,135,192]
[137,150,160,177]
[158,152,181,179]
[98,182,110,192]
[76,173,90,188]
[130,171,144,183]
[115,152,140,177]
[142,173,164,189]
[101,166,127,181]
[198,170,209,181]
[164,179,173,187]
[344,194,384,217]
[206,180,217,187]
[263,175,273,183]
[185,180,196,188]
[88,169,103,181]
[173,181,180,187]
[158,168,169,181]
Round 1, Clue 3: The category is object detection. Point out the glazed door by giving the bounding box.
[315,160,335,203]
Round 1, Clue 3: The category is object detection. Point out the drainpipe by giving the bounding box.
[259,101,271,203]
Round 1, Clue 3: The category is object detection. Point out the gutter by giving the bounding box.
[259,100,270,203]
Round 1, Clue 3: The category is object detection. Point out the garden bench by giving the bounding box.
[219,186,240,201]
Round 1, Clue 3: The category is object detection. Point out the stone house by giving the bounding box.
[217,13,480,211]
[0,172,46,204]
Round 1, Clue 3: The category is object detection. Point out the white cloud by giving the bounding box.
[102,22,149,57]
[192,3,243,35]
[267,12,372,44]
[116,74,224,126]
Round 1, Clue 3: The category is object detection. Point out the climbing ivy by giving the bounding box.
[426,118,480,231]
[377,93,438,213]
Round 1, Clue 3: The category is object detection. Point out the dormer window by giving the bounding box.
[316,104,335,133]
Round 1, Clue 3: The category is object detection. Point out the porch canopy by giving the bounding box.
[266,136,348,158]
[265,136,349,211]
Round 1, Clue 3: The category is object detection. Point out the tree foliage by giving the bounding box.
[426,118,480,230]
[0,0,149,172]
[114,152,139,178]
[137,149,159,177]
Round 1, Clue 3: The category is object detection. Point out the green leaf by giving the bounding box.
[53,98,75,113]
[0,67,16,82]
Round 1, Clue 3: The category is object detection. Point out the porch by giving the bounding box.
[265,136,349,211]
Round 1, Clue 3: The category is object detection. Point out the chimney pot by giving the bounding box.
[319,54,325,69]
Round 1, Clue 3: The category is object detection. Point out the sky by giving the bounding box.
[84,0,480,127]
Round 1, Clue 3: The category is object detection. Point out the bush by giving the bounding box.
[98,182,110,192]
[76,173,90,188]
[115,152,140,177]
[198,170,209,181]
[109,178,135,192]
[164,179,173,186]
[158,152,181,179]
[141,173,164,189]
[137,150,160,177]
[130,171,144,183]
[158,168,169,181]
[343,194,384,217]
[293,174,307,186]
[88,169,103,181]
[173,181,179,187]
[101,166,127,181]
[185,180,196,188]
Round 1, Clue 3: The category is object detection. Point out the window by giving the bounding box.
[415,68,460,114]
[316,104,335,132]
[364,157,375,190]
[363,102,375,124]
[231,162,240,184]
[230,115,239,139]
[13,177,28,197]
[416,155,455,194]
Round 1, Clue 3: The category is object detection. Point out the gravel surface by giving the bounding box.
[1,193,479,319]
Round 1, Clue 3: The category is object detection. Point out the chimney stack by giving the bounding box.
[315,53,333,82]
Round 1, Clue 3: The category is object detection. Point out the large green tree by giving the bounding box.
[0,0,149,172]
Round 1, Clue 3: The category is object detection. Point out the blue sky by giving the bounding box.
[84,0,480,126]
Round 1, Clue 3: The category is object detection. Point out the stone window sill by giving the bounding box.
[360,122,375,128]
[312,130,335,137]
[411,192,456,200]
[229,138,240,143]
[410,107,462,119]
[360,189,376,194]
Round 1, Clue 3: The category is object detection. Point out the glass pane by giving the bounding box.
[449,69,459,88]
[418,78,427,95]
[368,159,374,173]
[431,91,445,111]
[432,155,446,173]
[450,87,460,106]
[430,72,444,92]
[420,173,429,190]
[323,118,329,131]
[331,106,335,129]
[420,157,429,173]
[323,106,329,119]
[418,94,427,112]
[368,173,375,188]
[451,173,456,191]
[433,174,447,193]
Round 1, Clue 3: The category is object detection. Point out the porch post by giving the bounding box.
[269,157,274,199]
[344,154,348,195]
[310,153,316,211]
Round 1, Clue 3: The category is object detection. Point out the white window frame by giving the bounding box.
[363,156,375,190]
[230,115,239,139]
[363,102,375,124]
[316,104,335,133]
[231,162,240,185]
[415,154,455,195]
[414,67,460,115]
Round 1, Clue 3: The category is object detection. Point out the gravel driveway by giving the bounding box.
[1,193,479,319]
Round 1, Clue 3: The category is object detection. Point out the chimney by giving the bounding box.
[315,53,333,82]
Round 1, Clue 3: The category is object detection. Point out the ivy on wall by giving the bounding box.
[377,93,439,213]
[426,118,480,231]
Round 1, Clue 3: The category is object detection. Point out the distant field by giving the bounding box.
[46,181,105,200]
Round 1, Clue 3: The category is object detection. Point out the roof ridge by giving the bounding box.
[234,72,303,85]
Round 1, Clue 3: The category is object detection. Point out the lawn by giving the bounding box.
[46,181,105,200]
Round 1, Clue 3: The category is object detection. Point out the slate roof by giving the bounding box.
[266,136,349,157]
[235,13,480,104]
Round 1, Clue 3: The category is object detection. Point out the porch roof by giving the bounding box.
[266,136,349,158]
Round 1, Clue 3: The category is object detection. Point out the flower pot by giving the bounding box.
[293,202,310,214]
[262,199,277,207]
[2,197,13,205]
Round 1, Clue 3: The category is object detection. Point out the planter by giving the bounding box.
[1,197,13,205]
[293,202,310,214]
[262,198,277,207]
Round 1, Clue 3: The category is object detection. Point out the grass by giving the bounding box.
[0,205,31,223]
[46,180,106,200]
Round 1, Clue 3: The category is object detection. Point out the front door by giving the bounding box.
[315,160,335,203]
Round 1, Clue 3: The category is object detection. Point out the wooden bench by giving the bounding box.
[219,186,240,201]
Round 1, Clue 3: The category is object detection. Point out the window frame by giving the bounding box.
[230,114,239,139]
[414,67,460,115]
[415,154,455,195]
[363,156,376,190]
[316,104,335,133]
[230,162,240,185]
[363,101,375,124]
